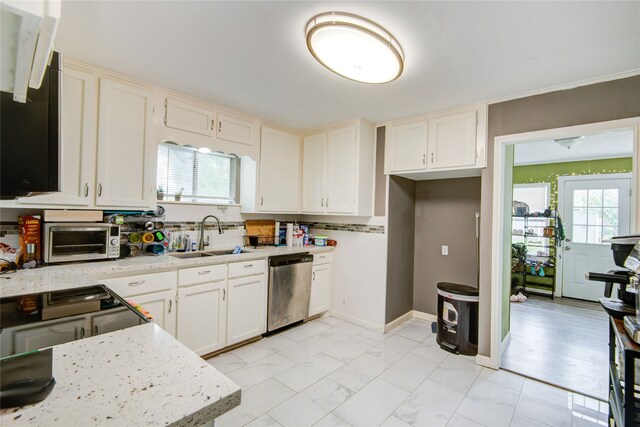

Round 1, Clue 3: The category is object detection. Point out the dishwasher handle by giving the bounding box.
[269,253,313,267]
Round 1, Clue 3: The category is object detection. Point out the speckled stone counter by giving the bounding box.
[0,323,241,426]
[0,246,334,298]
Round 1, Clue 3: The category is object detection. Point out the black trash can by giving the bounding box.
[436,282,479,356]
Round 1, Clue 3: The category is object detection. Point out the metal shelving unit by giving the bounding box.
[608,316,640,426]
[511,214,556,298]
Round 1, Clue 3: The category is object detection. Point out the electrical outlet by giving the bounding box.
[442,245,448,256]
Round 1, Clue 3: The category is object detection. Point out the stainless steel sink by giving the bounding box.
[204,249,250,256]
[169,249,249,258]
[169,252,216,259]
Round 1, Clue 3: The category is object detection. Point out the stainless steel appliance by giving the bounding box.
[267,253,313,332]
[587,235,640,341]
[0,285,149,357]
[44,223,120,264]
[1,52,61,200]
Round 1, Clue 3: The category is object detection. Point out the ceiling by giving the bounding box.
[55,1,640,130]
[514,129,634,166]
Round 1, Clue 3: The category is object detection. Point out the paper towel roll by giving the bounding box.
[286,223,293,247]
[275,221,280,245]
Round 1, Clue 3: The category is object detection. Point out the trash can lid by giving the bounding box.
[436,282,479,297]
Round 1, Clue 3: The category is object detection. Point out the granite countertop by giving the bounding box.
[0,323,241,426]
[0,245,334,298]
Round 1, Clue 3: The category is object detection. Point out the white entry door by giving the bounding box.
[560,174,632,301]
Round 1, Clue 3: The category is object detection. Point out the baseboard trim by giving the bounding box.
[383,311,414,333]
[475,354,497,369]
[412,310,437,323]
[329,310,382,331]
[500,331,512,355]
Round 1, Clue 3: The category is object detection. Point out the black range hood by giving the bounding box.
[0,52,61,200]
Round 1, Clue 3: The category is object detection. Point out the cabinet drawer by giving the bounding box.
[313,252,333,266]
[228,259,266,278]
[100,271,177,298]
[178,264,227,287]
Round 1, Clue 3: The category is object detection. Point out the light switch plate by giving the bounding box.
[442,245,448,256]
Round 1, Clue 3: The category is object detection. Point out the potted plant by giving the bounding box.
[174,188,183,202]
[156,185,165,201]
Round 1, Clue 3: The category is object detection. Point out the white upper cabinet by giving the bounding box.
[427,110,477,170]
[385,104,487,178]
[386,120,428,173]
[301,133,326,213]
[95,78,155,208]
[19,67,97,206]
[258,126,300,213]
[301,120,374,216]
[164,97,215,137]
[217,112,255,146]
[326,127,356,214]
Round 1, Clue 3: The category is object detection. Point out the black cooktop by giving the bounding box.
[0,286,149,358]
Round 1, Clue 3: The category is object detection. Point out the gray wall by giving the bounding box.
[478,74,640,356]
[386,175,416,323]
[413,177,482,315]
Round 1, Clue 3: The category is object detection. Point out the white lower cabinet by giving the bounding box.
[309,254,332,317]
[132,289,177,337]
[227,274,266,346]
[100,271,177,337]
[177,281,227,355]
[13,317,87,355]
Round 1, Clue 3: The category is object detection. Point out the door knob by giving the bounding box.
[565,246,571,251]
[565,238,572,243]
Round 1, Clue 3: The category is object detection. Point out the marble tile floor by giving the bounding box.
[207,316,608,427]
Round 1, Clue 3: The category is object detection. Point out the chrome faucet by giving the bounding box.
[198,215,223,251]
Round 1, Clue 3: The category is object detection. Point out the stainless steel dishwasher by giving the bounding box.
[267,253,314,332]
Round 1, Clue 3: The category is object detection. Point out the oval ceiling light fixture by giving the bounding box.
[305,12,404,84]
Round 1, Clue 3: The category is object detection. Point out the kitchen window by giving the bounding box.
[157,142,239,204]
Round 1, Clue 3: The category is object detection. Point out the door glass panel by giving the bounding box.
[587,226,602,244]
[587,208,603,226]
[574,208,587,224]
[588,189,603,207]
[603,208,619,226]
[573,225,587,243]
[573,190,588,207]
[603,226,618,240]
[603,189,619,207]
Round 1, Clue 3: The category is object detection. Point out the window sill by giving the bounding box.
[157,200,241,207]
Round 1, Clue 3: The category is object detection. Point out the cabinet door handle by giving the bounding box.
[244,264,253,268]
[211,119,214,131]
[198,270,211,275]
[218,121,222,133]
[222,289,226,300]
[128,280,146,286]
[80,327,85,339]
[430,153,434,163]
[98,183,103,197]
[313,271,316,281]
[326,199,329,207]
[261,196,264,206]
[164,98,168,125]
[168,299,172,313]
[422,154,426,165]
[94,325,99,335]
[84,183,89,197]
[321,198,324,207]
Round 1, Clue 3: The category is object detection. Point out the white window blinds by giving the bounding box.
[157,142,239,204]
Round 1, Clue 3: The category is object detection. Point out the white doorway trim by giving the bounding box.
[486,117,640,370]
[556,173,633,297]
